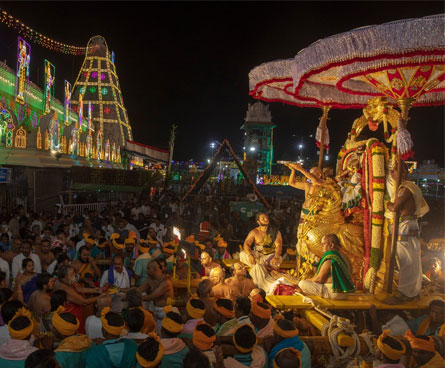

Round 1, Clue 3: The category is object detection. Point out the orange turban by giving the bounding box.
[186,298,206,319]
[377,330,406,360]
[233,324,257,353]
[100,307,124,336]
[193,322,216,351]
[52,306,79,336]
[404,329,435,352]
[213,298,235,319]
[97,237,108,249]
[251,301,271,320]
[136,333,164,368]
[273,347,302,368]
[217,238,227,248]
[273,320,299,338]
[138,240,150,254]
[162,313,184,334]
[8,307,34,340]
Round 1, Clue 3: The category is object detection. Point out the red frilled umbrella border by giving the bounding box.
[249,77,368,110]
[292,49,445,108]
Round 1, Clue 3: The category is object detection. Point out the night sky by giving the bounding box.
[0,1,444,166]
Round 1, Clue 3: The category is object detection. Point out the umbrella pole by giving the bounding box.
[317,106,331,169]
[386,97,414,295]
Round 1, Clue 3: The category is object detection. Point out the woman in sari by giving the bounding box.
[13,258,39,304]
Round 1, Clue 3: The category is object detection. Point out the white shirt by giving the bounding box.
[0,324,10,346]
[75,239,86,252]
[140,205,151,216]
[85,315,104,339]
[381,315,409,336]
[0,258,10,284]
[11,253,42,278]
[149,223,166,238]
[100,269,131,289]
[123,332,149,340]
[124,224,140,241]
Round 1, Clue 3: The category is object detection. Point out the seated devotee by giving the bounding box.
[297,234,355,300]
[213,237,231,261]
[200,251,219,277]
[213,298,236,336]
[183,348,211,368]
[135,334,164,368]
[181,297,206,336]
[217,296,252,337]
[209,267,239,300]
[126,287,156,335]
[404,329,444,367]
[123,307,149,342]
[268,319,311,368]
[138,260,174,333]
[250,301,274,339]
[374,330,406,368]
[85,294,111,340]
[224,323,268,368]
[28,272,54,333]
[192,322,217,366]
[407,299,444,336]
[100,254,132,312]
[197,279,218,327]
[12,240,42,278]
[0,307,38,367]
[272,347,302,368]
[51,306,93,368]
[225,262,255,297]
[133,240,155,287]
[160,311,190,368]
[25,349,61,368]
[0,299,23,345]
[85,307,138,368]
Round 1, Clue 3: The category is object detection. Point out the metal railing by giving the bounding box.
[60,201,120,215]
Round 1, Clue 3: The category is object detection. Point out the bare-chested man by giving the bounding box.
[225,262,255,297]
[37,238,55,272]
[138,259,174,333]
[200,251,220,277]
[384,162,429,304]
[239,212,282,293]
[209,266,239,300]
[28,272,54,329]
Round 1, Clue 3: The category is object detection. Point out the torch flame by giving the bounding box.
[173,227,181,241]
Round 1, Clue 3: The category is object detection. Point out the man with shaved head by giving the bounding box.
[209,267,239,300]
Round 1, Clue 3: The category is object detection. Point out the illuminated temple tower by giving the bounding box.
[71,36,132,148]
[241,102,276,177]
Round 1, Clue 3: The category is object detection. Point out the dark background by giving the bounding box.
[0,1,443,165]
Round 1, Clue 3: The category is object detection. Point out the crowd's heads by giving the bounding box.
[0,271,7,288]
[36,272,54,292]
[147,259,163,279]
[96,294,111,313]
[100,307,125,338]
[25,349,60,368]
[0,287,12,304]
[192,322,216,351]
[273,319,299,341]
[186,297,206,320]
[274,347,302,368]
[183,348,211,368]
[57,265,75,285]
[8,307,34,340]
[50,289,67,312]
[161,311,184,338]
[200,251,213,267]
[234,296,251,318]
[197,279,212,298]
[404,330,436,365]
[209,267,224,285]
[126,287,142,308]
[137,333,164,368]
[21,240,32,257]
[22,258,34,273]
[376,330,406,363]
[233,324,257,353]
[112,254,124,273]
[249,288,264,303]
[321,234,341,252]
[232,262,246,277]
[428,299,444,324]
[250,301,272,325]
[213,298,235,322]
[126,307,145,333]
[78,246,90,263]
[52,306,79,338]
[2,299,23,324]
[256,212,269,227]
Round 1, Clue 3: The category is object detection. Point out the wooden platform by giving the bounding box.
[266,293,445,311]
[222,259,296,270]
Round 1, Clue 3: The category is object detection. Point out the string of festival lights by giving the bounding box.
[0,8,89,55]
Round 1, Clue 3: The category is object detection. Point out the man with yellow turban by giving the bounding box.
[213,298,235,336]
[192,322,217,367]
[85,307,138,368]
[374,330,406,368]
[136,333,164,368]
[0,307,38,367]
[181,297,206,336]
[223,323,268,368]
[126,287,156,335]
[160,311,189,368]
[250,301,274,339]
[52,306,93,368]
[269,319,310,368]
[404,330,444,368]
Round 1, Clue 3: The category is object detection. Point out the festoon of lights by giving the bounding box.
[0,8,93,55]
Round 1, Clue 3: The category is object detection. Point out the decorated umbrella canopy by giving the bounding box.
[249,59,374,168]
[291,14,445,296]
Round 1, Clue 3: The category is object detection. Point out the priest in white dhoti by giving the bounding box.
[386,162,429,302]
[239,213,282,294]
